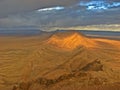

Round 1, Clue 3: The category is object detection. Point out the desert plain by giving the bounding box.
[0,31,120,90]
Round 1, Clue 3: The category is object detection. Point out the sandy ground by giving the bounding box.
[0,31,120,90]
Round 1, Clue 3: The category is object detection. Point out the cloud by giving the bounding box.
[37,6,65,12]
[0,6,120,31]
[50,24,120,31]
[0,1,119,14]
[79,0,120,11]
[0,0,79,17]
[0,0,120,32]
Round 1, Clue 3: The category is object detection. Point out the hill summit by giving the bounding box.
[47,31,96,49]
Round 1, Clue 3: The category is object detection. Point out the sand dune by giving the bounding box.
[0,31,120,90]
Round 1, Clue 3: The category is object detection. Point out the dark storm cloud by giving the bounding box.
[0,0,119,17]
[0,6,120,29]
[0,0,80,17]
[0,0,120,31]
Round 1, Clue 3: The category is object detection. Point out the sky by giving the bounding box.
[0,0,120,31]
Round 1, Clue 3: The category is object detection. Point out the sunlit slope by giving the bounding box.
[0,31,120,90]
[47,31,97,49]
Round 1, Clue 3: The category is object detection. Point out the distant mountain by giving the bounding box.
[47,31,97,49]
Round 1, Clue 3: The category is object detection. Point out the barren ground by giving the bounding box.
[0,31,120,90]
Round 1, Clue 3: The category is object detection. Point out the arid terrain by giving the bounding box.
[0,31,120,90]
